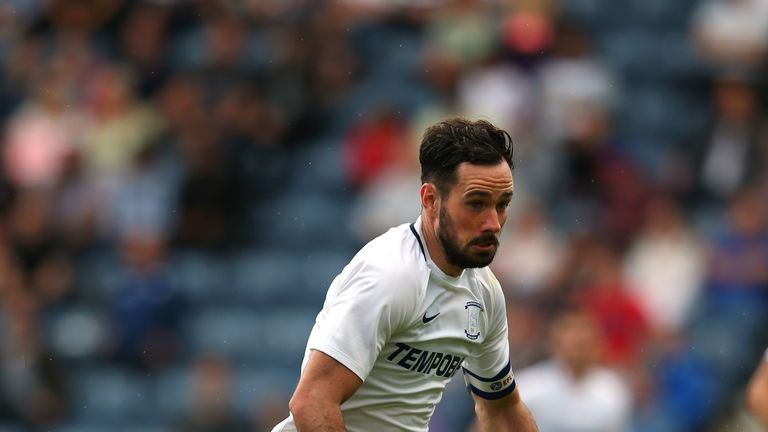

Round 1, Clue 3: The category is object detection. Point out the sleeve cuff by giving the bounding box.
[463,360,516,400]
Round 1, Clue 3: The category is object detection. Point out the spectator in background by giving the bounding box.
[552,106,645,243]
[688,188,768,421]
[575,240,649,370]
[348,114,422,243]
[103,231,183,371]
[79,63,164,181]
[691,0,768,70]
[457,58,536,145]
[704,188,768,309]
[174,355,249,432]
[512,308,632,432]
[343,109,410,190]
[690,74,768,208]
[171,118,246,250]
[0,235,71,429]
[51,153,103,252]
[116,1,172,98]
[253,395,291,432]
[2,56,85,191]
[536,19,617,146]
[491,200,565,298]
[423,0,498,69]
[623,196,706,335]
[6,189,74,308]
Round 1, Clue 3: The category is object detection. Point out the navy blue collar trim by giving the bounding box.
[409,223,427,262]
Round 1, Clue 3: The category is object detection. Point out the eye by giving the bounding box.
[467,201,485,210]
[496,201,511,211]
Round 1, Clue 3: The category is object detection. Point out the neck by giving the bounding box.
[420,212,463,277]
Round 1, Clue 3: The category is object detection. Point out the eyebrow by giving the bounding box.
[463,190,514,199]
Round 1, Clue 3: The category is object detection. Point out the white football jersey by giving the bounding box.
[272,217,515,432]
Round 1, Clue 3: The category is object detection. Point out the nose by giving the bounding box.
[481,208,502,234]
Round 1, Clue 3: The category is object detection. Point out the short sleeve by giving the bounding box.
[307,259,416,381]
[462,278,515,400]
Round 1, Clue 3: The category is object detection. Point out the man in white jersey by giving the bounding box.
[272,118,538,431]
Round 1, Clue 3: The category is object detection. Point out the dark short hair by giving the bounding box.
[419,118,514,195]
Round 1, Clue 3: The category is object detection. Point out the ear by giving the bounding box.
[420,183,440,217]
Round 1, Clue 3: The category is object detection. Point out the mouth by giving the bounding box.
[470,236,499,250]
[471,244,497,252]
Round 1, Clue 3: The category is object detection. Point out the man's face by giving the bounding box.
[436,161,513,270]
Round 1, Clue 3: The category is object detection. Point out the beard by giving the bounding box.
[437,204,499,270]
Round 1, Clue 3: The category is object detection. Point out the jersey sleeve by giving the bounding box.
[462,274,515,400]
[306,257,419,381]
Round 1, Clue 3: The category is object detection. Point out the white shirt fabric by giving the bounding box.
[272,217,515,432]
[515,360,632,432]
[624,230,705,332]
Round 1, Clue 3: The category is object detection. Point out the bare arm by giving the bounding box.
[472,387,538,432]
[747,350,768,427]
[289,350,363,432]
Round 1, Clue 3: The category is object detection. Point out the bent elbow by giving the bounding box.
[747,378,768,424]
[288,393,309,419]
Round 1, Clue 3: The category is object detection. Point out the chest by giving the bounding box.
[390,275,491,361]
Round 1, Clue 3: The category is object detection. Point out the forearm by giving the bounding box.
[475,398,538,432]
[290,398,346,432]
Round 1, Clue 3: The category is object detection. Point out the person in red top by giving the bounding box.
[576,240,650,368]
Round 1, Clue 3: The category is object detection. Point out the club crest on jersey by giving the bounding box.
[464,301,483,340]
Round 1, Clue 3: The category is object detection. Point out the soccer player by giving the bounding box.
[747,347,768,427]
[271,118,538,432]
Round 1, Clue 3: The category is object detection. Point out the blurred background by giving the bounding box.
[0,0,767,431]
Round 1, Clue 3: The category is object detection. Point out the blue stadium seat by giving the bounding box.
[298,250,352,299]
[256,308,317,366]
[228,249,310,306]
[45,306,104,361]
[168,250,231,304]
[232,366,298,416]
[598,30,660,83]
[184,307,264,361]
[287,139,350,197]
[53,423,171,432]
[152,365,193,424]
[69,366,155,425]
[51,423,107,432]
[254,194,356,253]
[73,250,123,303]
[625,0,696,28]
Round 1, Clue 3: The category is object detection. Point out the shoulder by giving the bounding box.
[339,222,430,300]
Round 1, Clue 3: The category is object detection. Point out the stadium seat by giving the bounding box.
[287,139,350,197]
[298,250,353,299]
[232,366,298,416]
[69,366,155,425]
[152,365,193,423]
[254,194,356,253]
[228,249,309,306]
[256,308,316,366]
[184,307,264,361]
[168,250,231,304]
[46,306,105,361]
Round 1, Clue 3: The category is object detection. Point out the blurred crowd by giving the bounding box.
[0,0,767,431]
